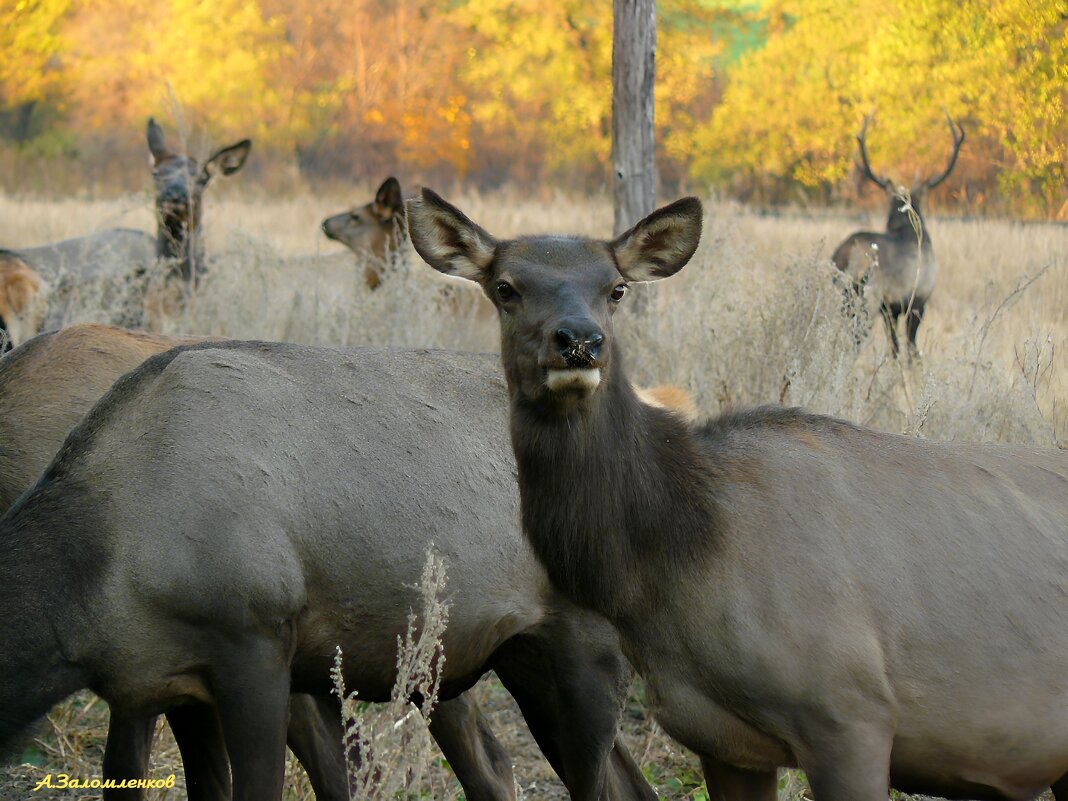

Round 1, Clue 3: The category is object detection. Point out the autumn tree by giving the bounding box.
[0,0,71,141]
[690,0,1067,215]
[61,0,293,149]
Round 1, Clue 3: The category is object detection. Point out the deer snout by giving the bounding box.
[159,188,192,220]
[554,326,604,368]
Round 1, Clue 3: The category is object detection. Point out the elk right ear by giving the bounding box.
[610,197,703,282]
[146,118,169,163]
[406,189,497,281]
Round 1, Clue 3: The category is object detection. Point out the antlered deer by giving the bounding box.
[0,336,658,801]
[407,189,1068,801]
[832,114,965,356]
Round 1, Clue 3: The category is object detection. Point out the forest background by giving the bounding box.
[1,0,1065,217]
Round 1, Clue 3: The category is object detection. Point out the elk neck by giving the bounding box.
[885,201,930,244]
[508,343,718,622]
[156,220,205,283]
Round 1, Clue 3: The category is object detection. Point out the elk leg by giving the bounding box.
[428,693,517,801]
[493,621,656,801]
[698,755,777,801]
[799,727,892,801]
[211,640,291,801]
[167,704,232,801]
[101,710,155,801]
[880,303,901,357]
[285,693,349,801]
[1052,773,1068,801]
[905,300,925,357]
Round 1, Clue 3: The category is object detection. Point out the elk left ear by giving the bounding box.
[201,139,252,183]
[373,177,404,220]
[611,197,703,282]
[406,189,497,282]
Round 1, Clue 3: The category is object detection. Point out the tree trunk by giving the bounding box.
[612,0,657,324]
[612,0,656,238]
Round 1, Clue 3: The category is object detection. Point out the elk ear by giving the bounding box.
[406,189,497,281]
[373,177,404,220]
[610,197,703,282]
[146,118,169,163]
[201,139,252,183]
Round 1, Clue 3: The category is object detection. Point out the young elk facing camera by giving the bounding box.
[408,189,1068,801]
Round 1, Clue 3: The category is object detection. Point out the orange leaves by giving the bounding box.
[0,0,1061,214]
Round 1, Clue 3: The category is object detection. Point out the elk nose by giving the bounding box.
[555,326,604,364]
[555,328,579,350]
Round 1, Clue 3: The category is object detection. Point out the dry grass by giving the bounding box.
[0,188,1065,800]
[332,549,455,800]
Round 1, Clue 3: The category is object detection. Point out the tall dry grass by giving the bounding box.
[1,187,1065,799]
[3,188,1062,444]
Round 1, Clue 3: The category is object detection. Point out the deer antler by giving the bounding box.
[855,114,893,191]
[924,111,966,190]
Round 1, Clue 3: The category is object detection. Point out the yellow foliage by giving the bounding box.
[0,0,70,107]
[691,0,1067,214]
[0,0,1061,214]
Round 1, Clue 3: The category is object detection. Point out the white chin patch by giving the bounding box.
[546,368,601,393]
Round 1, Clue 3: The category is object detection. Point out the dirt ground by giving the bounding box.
[1,675,705,801]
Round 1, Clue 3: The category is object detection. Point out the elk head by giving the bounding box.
[856,112,965,236]
[321,177,407,289]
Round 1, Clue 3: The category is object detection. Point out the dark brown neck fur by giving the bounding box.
[509,347,717,619]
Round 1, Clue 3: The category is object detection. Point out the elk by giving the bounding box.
[0,252,48,352]
[407,189,1068,801]
[3,119,251,335]
[321,176,407,290]
[5,229,155,332]
[146,117,251,284]
[832,114,965,356]
[0,326,515,801]
[0,335,658,801]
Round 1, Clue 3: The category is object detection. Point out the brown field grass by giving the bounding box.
[0,187,1065,800]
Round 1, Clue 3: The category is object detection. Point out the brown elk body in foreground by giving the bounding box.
[321,176,407,290]
[0,334,660,801]
[832,115,965,356]
[407,189,1068,801]
[0,326,352,801]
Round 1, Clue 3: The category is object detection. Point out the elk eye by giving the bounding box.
[609,284,627,303]
[495,281,516,302]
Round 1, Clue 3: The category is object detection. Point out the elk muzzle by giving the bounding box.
[544,324,604,393]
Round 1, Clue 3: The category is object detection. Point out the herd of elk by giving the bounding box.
[3,112,1064,801]
[407,189,1068,801]
[832,113,965,356]
[0,325,691,801]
